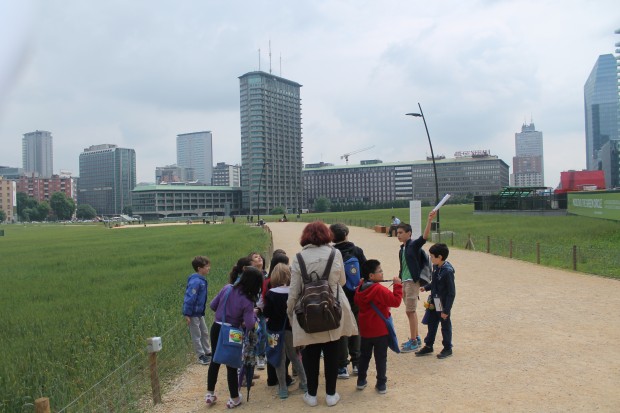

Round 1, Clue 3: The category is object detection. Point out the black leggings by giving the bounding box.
[302,339,339,397]
[207,322,240,398]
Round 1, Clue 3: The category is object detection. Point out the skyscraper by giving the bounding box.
[584,54,619,170]
[22,130,53,178]
[511,122,544,187]
[78,144,136,215]
[176,131,213,185]
[239,71,303,215]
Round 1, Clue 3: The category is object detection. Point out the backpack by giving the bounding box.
[343,254,361,291]
[419,249,432,287]
[294,248,342,334]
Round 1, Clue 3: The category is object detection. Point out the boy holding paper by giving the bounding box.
[416,243,456,359]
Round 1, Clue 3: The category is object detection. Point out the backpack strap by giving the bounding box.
[321,248,336,281]
[296,252,311,284]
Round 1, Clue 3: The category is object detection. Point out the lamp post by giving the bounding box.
[406,103,440,236]
[257,161,270,225]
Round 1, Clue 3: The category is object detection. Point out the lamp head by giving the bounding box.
[406,113,422,117]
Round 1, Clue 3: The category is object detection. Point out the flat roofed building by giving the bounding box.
[132,185,242,220]
[22,130,53,178]
[0,176,17,222]
[177,131,213,185]
[213,162,241,187]
[303,155,509,207]
[15,174,77,203]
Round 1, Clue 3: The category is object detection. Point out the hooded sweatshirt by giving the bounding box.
[355,281,403,338]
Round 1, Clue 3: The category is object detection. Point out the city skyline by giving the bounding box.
[0,1,618,187]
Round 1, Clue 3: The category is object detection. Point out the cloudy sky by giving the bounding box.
[0,0,618,186]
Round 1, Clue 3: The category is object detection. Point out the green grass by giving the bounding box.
[0,223,270,412]
[257,204,620,277]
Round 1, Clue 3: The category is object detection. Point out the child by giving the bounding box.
[249,251,268,370]
[183,256,212,365]
[262,263,308,399]
[354,259,403,394]
[416,243,456,359]
[205,266,263,408]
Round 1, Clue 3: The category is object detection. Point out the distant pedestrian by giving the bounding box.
[183,256,212,365]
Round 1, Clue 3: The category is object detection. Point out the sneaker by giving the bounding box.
[415,346,434,356]
[375,383,387,394]
[416,336,422,347]
[356,380,367,390]
[198,354,211,365]
[337,367,349,379]
[278,388,288,399]
[352,365,358,376]
[287,378,296,387]
[400,338,411,348]
[256,356,266,370]
[401,340,420,353]
[303,392,318,407]
[326,392,340,407]
[437,348,453,359]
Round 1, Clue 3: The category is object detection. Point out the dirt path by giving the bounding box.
[152,222,620,413]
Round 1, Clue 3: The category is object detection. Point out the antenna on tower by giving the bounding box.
[280,53,282,76]
[269,40,272,74]
[258,48,261,71]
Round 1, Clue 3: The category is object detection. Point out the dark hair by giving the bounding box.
[329,223,349,243]
[235,266,263,301]
[273,249,287,256]
[397,223,412,233]
[267,253,290,277]
[429,243,449,261]
[248,252,266,271]
[300,221,333,247]
[362,259,381,280]
[192,256,210,272]
[229,256,252,284]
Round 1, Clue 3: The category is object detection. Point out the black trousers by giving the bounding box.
[207,322,240,398]
[357,335,388,387]
[302,339,339,397]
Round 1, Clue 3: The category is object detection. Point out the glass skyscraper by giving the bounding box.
[584,54,619,170]
[511,122,544,187]
[239,71,303,215]
[78,144,136,215]
[176,131,213,185]
[22,130,53,178]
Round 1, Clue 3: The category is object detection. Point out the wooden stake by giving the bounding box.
[35,397,50,413]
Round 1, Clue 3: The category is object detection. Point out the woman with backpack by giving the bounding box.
[287,221,358,408]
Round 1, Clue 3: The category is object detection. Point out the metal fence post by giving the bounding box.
[573,245,577,271]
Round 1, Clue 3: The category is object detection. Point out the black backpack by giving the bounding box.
[294,248,342,333]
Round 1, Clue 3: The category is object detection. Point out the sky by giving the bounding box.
[0,0,618,187]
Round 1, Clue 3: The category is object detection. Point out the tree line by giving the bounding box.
[15,192,97,222]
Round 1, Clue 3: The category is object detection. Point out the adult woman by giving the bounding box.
[287,221,358,407]
[205,266,263,409]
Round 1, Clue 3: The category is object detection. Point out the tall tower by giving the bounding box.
[78,144,136,215]
[22,130,53,178]
[511,122,544,187]
[176,131,213,185]
[239,71,303,215]
[584,54,619,170]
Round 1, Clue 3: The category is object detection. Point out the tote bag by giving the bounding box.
[370,302,400,354]
[213,287,244,369]
[266,318,287,367]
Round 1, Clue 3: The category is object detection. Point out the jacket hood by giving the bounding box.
[438,261,455,275]
[356,281,383,305]
[333,241,359,257]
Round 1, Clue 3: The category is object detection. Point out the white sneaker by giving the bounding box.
[256,356,266,370]
[303,392,318,407]
[326,392,340,407]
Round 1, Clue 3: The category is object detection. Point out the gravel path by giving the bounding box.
[152,222,620,413]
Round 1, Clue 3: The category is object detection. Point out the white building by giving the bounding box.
[22,130,53,178]
[511,122,544,187]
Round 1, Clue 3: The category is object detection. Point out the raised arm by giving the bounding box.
[423,210,437,240]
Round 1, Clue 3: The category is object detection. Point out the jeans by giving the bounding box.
[357,335,388,387]
[276,331,307,393]
[338,290,360,368]
[424,311,453,350]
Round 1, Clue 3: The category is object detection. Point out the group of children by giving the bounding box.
[182,214,456,408]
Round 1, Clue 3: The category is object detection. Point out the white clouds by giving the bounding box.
[0,0,617,187]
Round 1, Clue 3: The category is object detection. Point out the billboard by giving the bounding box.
[567,191,620,221]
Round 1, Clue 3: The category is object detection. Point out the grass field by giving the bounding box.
[256,204,620,277]
[0,223,270,412]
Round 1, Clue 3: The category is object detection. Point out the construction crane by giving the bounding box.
[341,145,375,164]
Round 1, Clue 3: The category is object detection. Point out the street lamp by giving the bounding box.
[406,102,440,236]
[257,161,270,225]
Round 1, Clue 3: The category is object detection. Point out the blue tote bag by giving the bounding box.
[370,302,400,354]
[213,287,244,369]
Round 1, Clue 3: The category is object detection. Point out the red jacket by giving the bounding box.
[355,281,402,338]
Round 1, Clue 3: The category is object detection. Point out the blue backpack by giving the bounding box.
[343,255,361,291]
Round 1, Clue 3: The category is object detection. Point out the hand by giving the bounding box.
[419,287,425,292]
[441,312,449,320]
[392,276,402,285]
[185,316,191,325]
[428,210,437,221]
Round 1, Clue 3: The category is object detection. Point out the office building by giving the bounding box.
[239,71,303,215]
[132,185,242,220]
[78,144,136,215]
[600,140,620,189]
[511,122,544,186]
[155,164,195,184]
[212,162,241,187]
[0,176,17,222]
[584,54,619,170]
[176,131,213,185]
[22,130,53,178]
[303,152,509,207]
[0,166,24,179]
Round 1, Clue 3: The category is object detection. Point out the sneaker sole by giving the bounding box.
[415,351,433,356]
[356,383,367,390]
[437,353,453,359]
[400,347,419,353]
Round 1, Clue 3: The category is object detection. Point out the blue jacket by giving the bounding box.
[183,273,208,317]
[422,261,456,316]
[398,235,427,283]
